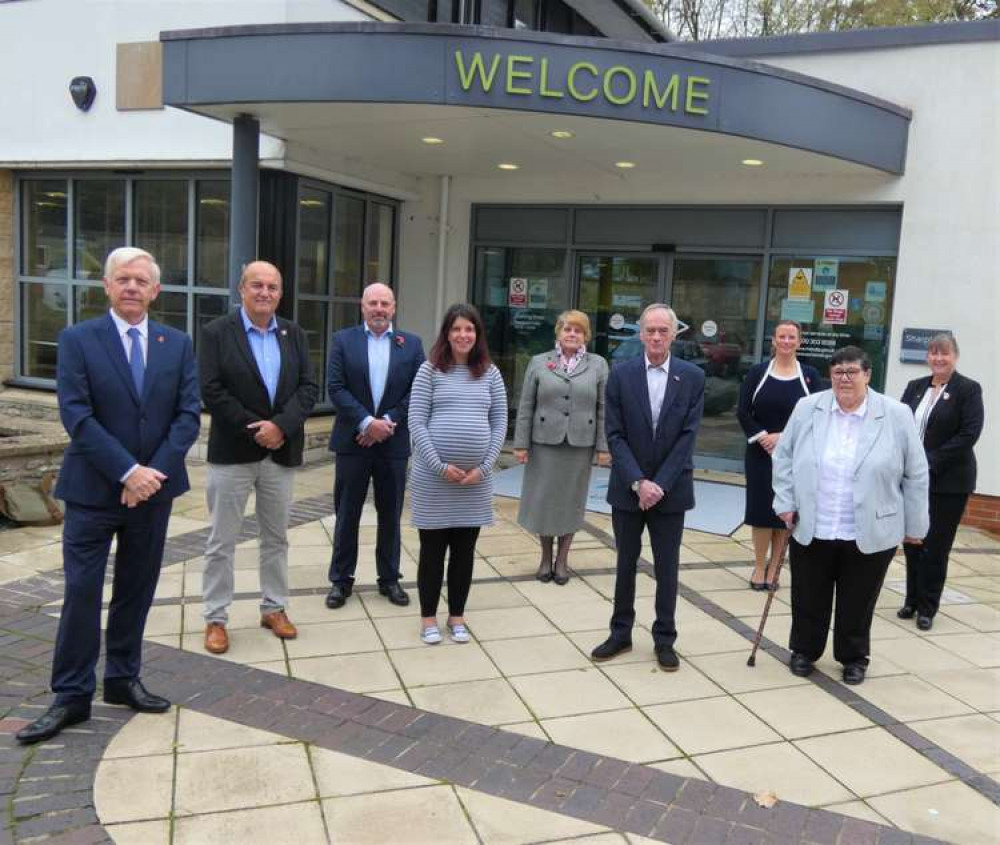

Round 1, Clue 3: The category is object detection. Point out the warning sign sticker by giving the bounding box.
[823,289,848,325]
[788,267,813,300]
[508,277,527,308]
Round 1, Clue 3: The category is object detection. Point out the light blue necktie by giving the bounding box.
[127,327,145,394]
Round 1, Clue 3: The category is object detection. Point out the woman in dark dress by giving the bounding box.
[737,320,820,590]
[899,333,984,631]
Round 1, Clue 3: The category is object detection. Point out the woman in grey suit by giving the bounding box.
[514,310,610,584]
[773,346,929,686]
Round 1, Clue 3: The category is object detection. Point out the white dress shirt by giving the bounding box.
[814,395,868,541]
[109,309,149,483]
[645,353,671,429]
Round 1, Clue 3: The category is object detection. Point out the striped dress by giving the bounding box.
[408,362,508,529]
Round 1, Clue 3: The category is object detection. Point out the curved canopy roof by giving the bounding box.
[161,23,910,175]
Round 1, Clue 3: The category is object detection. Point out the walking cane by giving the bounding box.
[747,531,792,668]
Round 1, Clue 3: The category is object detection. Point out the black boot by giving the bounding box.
[535,536,554,582]
[553,534,574,585]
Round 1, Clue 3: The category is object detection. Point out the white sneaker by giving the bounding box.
[421,624,442,645]
[448,622,470,644]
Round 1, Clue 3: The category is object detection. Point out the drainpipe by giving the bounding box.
[435,174,450,327]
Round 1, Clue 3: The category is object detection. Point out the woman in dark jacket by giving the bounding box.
[737,320,820,590]
[899,333,984,631]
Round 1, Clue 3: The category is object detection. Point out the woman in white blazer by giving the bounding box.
[772,346,929,686]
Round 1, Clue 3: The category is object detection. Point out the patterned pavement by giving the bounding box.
[1,460,998,844]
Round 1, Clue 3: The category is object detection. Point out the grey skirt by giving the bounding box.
[517,443,595,536]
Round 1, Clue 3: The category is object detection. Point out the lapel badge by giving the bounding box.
[943,392,950,400]
[394,334,405,347]
[281,329,288,336]
[156,335,165,343]
[672,375,680,382]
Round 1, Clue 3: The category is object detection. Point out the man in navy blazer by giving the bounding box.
[592,304,705,671]
[17,247,200,744]
[325,283,425,610]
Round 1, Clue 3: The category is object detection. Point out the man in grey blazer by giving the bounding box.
[772,346,928,685]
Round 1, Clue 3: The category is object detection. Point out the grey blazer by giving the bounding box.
[514,351,609,452]
[772,389,929,554]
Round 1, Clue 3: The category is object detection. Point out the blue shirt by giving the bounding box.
[361,322,393,433]
[241,308,281,404]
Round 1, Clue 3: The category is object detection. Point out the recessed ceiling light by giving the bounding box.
[742,158,764,167]
[615,161,636,169]
[421,137,445,145]
[550,130,574,139]
[497,163,520,171]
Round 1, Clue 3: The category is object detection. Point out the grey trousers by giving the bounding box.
[203,458,295,623]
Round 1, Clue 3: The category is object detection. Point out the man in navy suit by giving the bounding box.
[591,304,705,671]
[325,283,425,610]
[17,247,200,744]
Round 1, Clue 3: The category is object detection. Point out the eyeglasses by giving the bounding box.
[831,368,865,381]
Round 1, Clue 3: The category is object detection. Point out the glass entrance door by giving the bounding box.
[577,254,665,364]
[669,255,762,468]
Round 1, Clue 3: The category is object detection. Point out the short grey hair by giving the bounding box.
[104,247,160,286]
[927,332,958,356]
[639,303,678,331]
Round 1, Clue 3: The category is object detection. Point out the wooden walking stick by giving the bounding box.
[747,532,792,668]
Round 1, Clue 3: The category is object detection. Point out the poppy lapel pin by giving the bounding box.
[394,334,405,348]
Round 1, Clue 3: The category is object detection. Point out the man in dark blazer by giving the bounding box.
[199,261,318,654]
[17,247,200,744]
[592,304,705,671]
[325,283,425,609]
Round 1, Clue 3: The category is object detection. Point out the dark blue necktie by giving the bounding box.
[127,327,145,394]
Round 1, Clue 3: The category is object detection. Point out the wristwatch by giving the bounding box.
[631,480,642,493]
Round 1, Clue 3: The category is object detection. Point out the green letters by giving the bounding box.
[454,50,501,92]
[685,76,710,114]
[567,62,599,102]
[539,58,564,99]
[506,55,534,95]
[603,66,637,106]
[643,71,679,110]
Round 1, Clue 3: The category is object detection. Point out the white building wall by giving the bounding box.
[0,0,370,166]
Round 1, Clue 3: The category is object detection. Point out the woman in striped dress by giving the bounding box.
[409,304,508,645]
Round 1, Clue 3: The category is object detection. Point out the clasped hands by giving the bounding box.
[636,479,664,510]
[121,465,167,508]
[443,464,484,486]
[247,420,286,450]
[356,418,396,448]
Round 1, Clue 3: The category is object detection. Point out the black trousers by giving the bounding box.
[53,500,172,705]
[330,454,407,587]
[789,538,895,666]
[417,527,481,618]
[609,508,684,648]
[903,492,968,618]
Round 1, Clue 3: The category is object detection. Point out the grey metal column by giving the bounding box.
[228,114,260,306]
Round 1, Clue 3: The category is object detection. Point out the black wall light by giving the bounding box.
[69,76,97,112]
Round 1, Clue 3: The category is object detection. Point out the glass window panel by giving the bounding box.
[22,283,67,379]
[134,180,188,284]
[513,0,537,28]
[194,294,229,354]
[147,290,187,333]
[297,299,328,403]
[766,256,896,390]
[74,180,125,280]
[365,202,394,285]
[74,285,108,323]
[334,195,364,297]
[670,256,762,463]
[196,180,230,288]
[332,300,362,334]
[297,188,331,295]
[22,180,67,277]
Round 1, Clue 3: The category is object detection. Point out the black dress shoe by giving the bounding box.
[379,582,410,606]
[842,663,867,685]
[325,583,352,609]
[916,614,933,631]
[590,637,632,662]
[749,577,768,591]
[655,645,680,672]
[103,679,170,713]
[897,605,916,619]
[16,702,91,745]
[789,652,814,677]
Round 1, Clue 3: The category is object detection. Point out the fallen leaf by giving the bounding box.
[753,790,778,809]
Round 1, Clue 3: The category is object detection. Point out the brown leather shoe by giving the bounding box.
[261,610,297,639]
[204,622,229,654]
